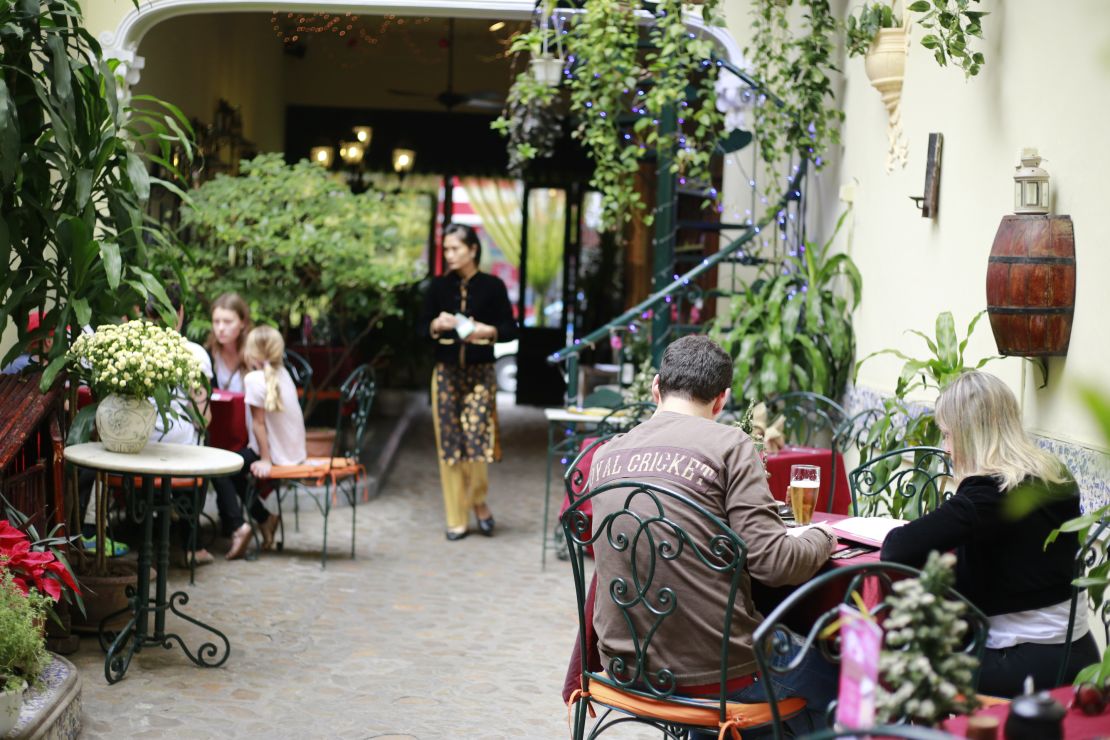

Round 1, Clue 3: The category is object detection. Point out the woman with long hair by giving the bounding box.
[207,292,252,392]
[420,223,518,540]
[882,370,1099,696]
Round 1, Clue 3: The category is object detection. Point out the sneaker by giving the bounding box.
[79,535,130,557]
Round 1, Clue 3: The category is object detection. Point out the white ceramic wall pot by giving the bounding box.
[530,55,564,87]
[863,27,907,113]
[0,681,26,735]
[95,395,157,454]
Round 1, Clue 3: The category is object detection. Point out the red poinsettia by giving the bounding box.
[0,520,80,602]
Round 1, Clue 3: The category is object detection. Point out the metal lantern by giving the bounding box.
[352,126,373,147]
[1013,147,1050,214]
[392,148,416,174]
[338,141,364,165]
[309,146,334,169]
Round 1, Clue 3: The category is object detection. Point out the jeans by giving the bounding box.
[980,632,1101,697]
[689,632,838,739]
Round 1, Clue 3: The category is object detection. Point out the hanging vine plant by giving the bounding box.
[495,0,729,230]
[745,0,843,213]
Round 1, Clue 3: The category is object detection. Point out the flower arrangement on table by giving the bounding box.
[67,321,206,453]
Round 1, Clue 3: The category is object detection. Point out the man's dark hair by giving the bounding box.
[657,335,733,403]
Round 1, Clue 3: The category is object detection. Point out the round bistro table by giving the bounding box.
[64,442,242,684]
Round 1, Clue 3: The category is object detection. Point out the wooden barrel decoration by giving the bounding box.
[986,214,1075,356]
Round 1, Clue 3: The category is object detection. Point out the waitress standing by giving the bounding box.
[421,223,518,541]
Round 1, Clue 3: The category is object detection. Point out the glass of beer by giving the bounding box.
[788,464,820,525]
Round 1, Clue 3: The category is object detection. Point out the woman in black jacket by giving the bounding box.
[881,370,1099,696]
[420,223,518,541]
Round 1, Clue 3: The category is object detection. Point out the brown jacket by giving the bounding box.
[589,410,835,686]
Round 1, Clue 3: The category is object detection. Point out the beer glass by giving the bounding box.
[788,464,820,525]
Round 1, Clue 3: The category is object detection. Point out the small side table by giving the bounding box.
[64,442,242,684]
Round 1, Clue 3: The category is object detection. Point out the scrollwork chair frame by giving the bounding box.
[847,447,953,518]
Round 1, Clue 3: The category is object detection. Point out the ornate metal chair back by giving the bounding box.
[1057,516,1110,685]
[563,432,622,504]
[595,401,656,437]
[283,349,314,412]
[330,364,375,462]
[561,479,750,734]
[752,561,989,739]
[848,447,953,518]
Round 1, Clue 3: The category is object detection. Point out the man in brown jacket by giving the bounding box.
[588,335,838,733]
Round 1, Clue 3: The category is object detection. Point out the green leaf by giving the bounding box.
[40,354,68,392]
[935,312,958,369]
[72,297,91,326]
[907,1,931,10]
[125,152,150,201]
[920,34,941,49]
[66,404,98,445]
[99,241,122,289]
[0,79,19,185]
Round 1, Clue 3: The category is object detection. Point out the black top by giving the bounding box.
[419,271,518,367]
[881,474,1081,617]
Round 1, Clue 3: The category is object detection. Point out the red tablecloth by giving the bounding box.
[943,685,1110,738]
[765,445,852,515]
[209,390,247,452]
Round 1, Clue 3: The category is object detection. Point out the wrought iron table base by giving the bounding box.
[98,475,231,684]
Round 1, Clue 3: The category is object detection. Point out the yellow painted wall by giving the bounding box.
[132,14,286,153]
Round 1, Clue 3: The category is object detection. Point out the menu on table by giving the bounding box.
[828,517,907,548]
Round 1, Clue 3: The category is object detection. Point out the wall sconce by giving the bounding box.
[353,126,373,148]
[909,133,943,218]
[309,146,334,169]
[339,141,364,166]
[392,148,416,175]
[1014,147,1050,214]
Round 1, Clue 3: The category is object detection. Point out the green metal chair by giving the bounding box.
[252,364,375,568]
[562,479,805,739]
[283,348,314,412]
[1057,516,1110,686]
[847,447,953,519]
[752,561,989,739]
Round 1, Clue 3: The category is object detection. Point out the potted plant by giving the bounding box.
[710,209,862,405]
[66,321,205,454]
[846,3,907,118]
[0,570,51,735]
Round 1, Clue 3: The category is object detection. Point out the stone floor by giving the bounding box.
[68,397,610,739]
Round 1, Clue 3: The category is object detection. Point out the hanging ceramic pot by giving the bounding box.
[531,54,565,87]
[95,394,157,454]
[864,27,907,115]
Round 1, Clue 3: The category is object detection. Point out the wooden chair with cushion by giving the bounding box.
[562,479,805,739]
[249,364,374,568]
[752,561,989,740]
[847,446,953,518]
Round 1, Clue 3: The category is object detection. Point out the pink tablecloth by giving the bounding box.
[943,685,1110,739]
[209,390,247,452]
[765,445,852,515]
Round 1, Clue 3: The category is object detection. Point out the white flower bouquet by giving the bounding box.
[67,321,205,450]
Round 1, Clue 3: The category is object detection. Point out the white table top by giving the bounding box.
[544,407,614,424]
[64,442,243,477]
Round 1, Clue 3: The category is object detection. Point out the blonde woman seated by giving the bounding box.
[882,370,1099,696]
[212,325,306,559]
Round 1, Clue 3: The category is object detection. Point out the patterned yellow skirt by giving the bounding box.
[432,363,501,465]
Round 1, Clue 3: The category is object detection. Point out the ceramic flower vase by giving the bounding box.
[95,394,156,454]
[0,681,26,735]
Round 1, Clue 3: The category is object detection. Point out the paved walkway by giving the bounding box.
[69,398,623,739]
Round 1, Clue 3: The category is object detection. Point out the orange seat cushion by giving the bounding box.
[267,457,364,485]
[585,678,806,730]
[105,474,204,490]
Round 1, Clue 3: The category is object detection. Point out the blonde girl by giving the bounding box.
[882,370,1097,696]
[207,293,252,392]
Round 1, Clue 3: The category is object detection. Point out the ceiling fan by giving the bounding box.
[387,18,505,112]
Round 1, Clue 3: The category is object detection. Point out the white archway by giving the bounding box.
[99,0,743,87]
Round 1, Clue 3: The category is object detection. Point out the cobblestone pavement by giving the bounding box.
[69,398,629,739]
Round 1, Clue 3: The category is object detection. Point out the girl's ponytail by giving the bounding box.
[244,326,286,413]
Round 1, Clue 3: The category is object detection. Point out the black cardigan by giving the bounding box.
[881,474,1081,617]
[419,271,518,367]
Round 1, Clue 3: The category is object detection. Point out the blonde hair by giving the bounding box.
[243,325,285,413]
[935,370,1068,490]
[206,292,252,374]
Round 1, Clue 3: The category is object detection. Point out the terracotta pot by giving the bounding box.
[95,394,156,453]
[864,27,907,115]
[305,428,336,458]
[70,559,142,635]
